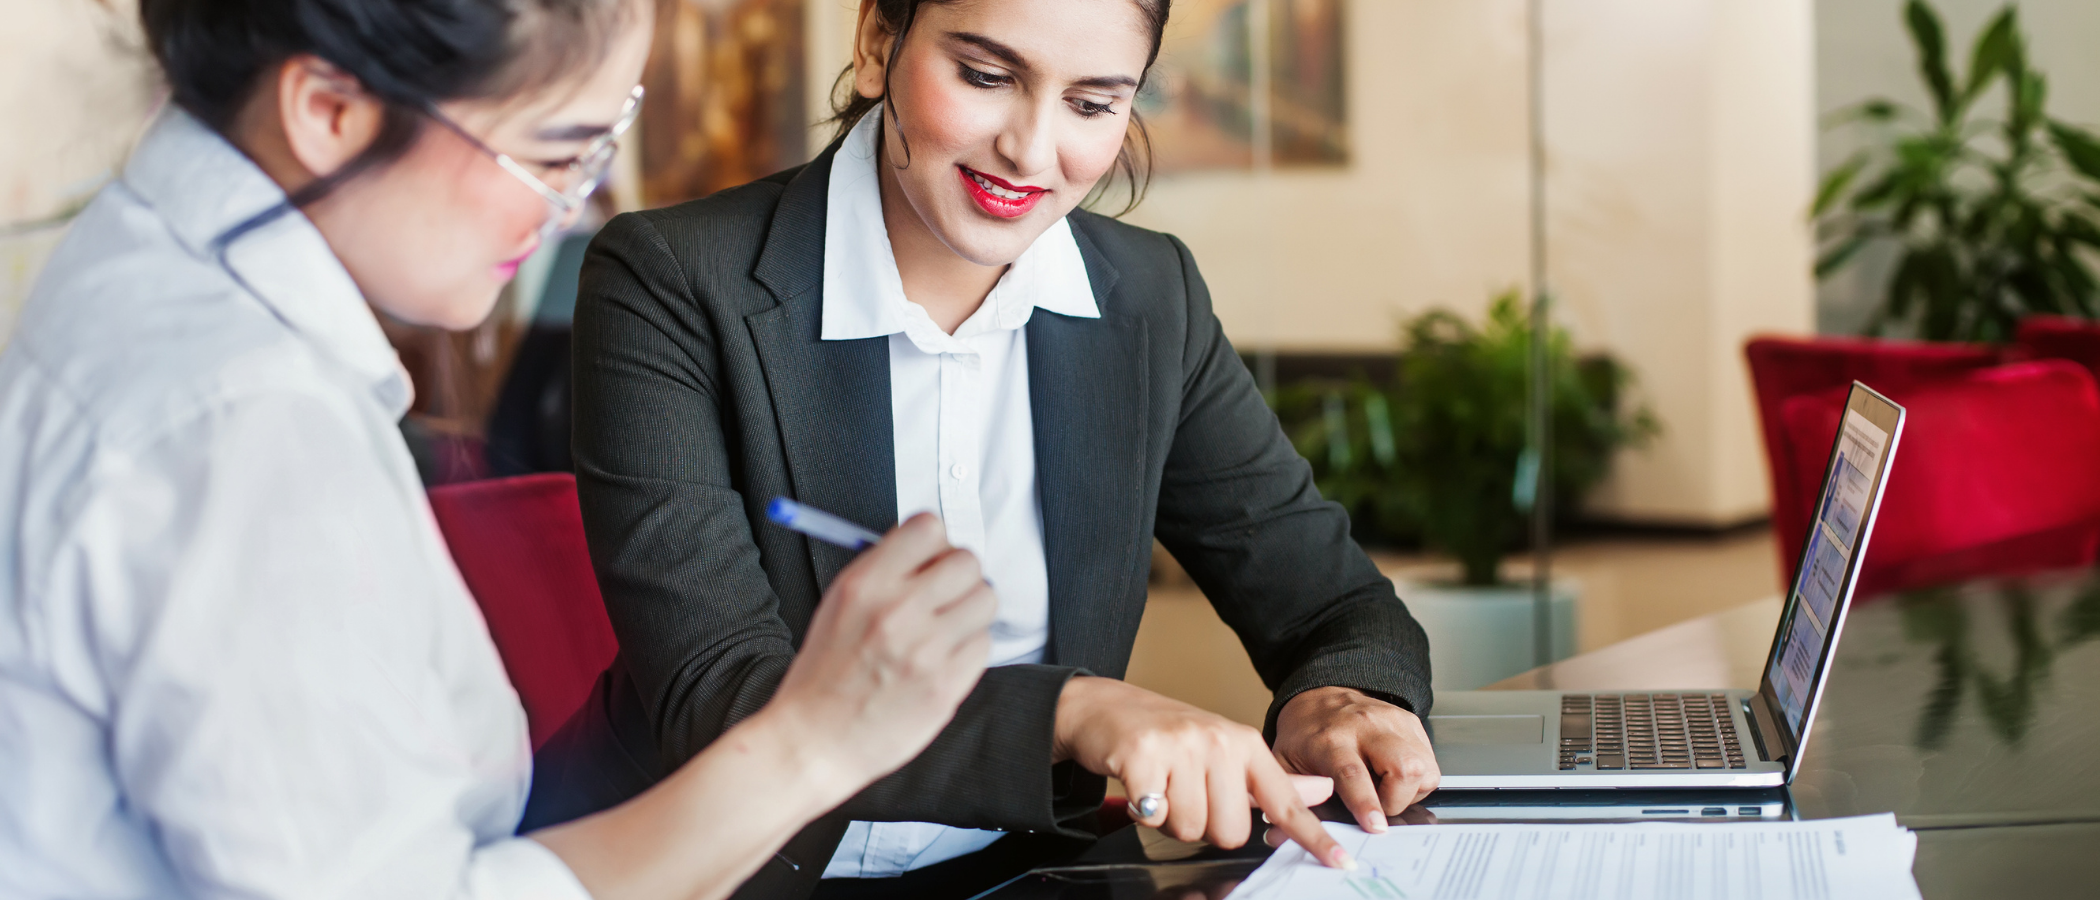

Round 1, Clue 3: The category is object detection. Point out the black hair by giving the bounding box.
[140,0,636,207]
[827,0,1172,216]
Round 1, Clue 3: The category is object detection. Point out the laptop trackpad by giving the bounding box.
[1428,714,1544,745]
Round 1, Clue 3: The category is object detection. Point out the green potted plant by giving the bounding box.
[1270,291,1657,687]
[1816,0,2100,342]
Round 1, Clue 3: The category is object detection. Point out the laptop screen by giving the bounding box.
[1765,396,1898,739]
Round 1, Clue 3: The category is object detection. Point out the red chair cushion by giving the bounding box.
[1776,361,2100,594]
[1744,336,2003,580]
[1859,518,2100,597]
[2015,315,2100,383]
[428,473,618,750]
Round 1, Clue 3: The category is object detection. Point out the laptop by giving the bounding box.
[1427,382,1905,789]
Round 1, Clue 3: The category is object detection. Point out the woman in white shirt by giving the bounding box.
[0,1,997,898]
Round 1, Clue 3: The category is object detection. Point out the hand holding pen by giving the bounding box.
[770,498,993,587]
[762,501,998,791]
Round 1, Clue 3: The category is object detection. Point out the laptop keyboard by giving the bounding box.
[1558,694,1748,771]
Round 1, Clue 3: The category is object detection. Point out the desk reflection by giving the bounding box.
[979,825,1268,900]
[1795,565,2100,825]
[1895,576,2100,749]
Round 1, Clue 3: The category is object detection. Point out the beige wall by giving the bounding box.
[1547,0,1818,524]
[0,0,159,346]
[1127,0,1534,348]
[1705,0,1821,523]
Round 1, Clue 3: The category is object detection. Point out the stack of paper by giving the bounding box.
[1229,814,1919,900]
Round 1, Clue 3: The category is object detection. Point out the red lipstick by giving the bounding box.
[959,165,1046,219]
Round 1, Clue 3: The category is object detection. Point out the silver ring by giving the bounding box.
[1126,792,1167,821]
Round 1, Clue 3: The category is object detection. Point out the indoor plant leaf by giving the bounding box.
[1815,153,1870,218]
[2048,122,2100,184]
[2010,72,2047,142]
[1817,232,1878,279]
[1905,0,1957,124]
[1959,8,2020,111]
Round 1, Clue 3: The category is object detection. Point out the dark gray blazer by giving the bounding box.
[564,142,1431,893]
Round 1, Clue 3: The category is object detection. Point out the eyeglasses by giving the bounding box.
[427,85,644,238]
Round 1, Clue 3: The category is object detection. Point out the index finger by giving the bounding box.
[1247,755,1354,870]
[851,513,951,581]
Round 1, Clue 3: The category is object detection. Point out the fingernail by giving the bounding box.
[1365,817,1388,834]
[1330,847,1358,871]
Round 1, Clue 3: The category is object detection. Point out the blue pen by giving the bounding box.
[768,498,993,588]
[767,497,884,550]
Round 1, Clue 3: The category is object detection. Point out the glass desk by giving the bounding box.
[881,525,2100,899]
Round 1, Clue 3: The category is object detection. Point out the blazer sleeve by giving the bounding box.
[1148,235,1435,738]
[570,212,1086,836]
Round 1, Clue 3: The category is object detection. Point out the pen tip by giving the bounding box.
[766,497,791,523]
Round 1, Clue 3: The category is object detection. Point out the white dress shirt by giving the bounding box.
[818,109,1099,878]
[0,109,590,900]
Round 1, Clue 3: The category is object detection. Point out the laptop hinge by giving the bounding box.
[1744,694,1790,764]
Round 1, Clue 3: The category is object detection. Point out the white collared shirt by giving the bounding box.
[819,109,1099,879]
[0,109,589,900]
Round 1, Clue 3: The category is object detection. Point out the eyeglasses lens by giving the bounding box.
[530,87,642,237]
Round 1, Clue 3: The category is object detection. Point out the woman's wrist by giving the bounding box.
[716,704,869,822]
[1052,675,1113,764]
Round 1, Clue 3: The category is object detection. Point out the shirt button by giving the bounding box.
[950,463,968,480]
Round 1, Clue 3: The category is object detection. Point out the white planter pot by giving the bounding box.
[1399,578,1579,691]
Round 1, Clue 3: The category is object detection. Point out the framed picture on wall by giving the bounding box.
[1138,0,1348,173]
[1269,0,1347,165]
[639,0,809,206]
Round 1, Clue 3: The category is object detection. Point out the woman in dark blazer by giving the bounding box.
[554,0,1438,894]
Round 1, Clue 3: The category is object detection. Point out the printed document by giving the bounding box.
[1228,814,1919,900]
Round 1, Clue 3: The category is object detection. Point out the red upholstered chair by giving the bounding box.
[1860,518,2100,597]
[428,473,618,750]
[1773,361,2100,596]
[2015,315,2100,382]
[1744,336,2003,580]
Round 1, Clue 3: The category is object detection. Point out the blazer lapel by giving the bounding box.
[1032,223,1147,672]
[747,145,898,588]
